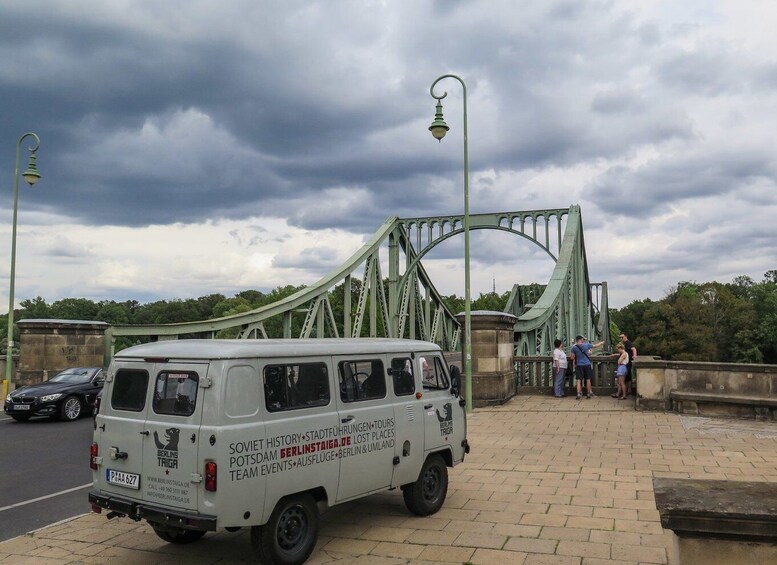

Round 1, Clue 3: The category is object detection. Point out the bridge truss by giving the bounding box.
[106,205,608,360]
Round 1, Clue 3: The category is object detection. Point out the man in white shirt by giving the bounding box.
[552,339,568,397]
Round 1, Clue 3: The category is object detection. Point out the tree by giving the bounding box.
[96,301,130,325]
[197,294,227,319]
[211,297,252,319]
[236,290,265,305]
[18,297,50,319]
[472,291,511,312]
[49,298,99,320]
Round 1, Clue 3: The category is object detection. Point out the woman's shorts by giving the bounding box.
[616,364,628,377]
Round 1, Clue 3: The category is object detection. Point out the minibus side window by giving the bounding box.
[338,359,386,402]
[111,369,149,412]
[264,362,329,412]
[153,372,199,416]
[422,357,450,391]
[390,357,415,396]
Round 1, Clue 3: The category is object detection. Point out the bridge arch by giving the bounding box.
[105,205,608,362]
[395,211,566,306]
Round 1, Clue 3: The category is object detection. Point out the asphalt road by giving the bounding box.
[0,412,95,542]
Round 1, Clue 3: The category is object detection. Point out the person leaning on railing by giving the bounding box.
[571,335,605,400]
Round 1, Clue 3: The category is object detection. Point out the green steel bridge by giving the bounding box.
[105,205,609,360]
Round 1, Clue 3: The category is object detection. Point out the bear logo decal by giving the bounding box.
[154,427,180,469]
[436,403,453,436]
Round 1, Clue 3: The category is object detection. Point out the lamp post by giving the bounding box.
[429,75,472,413]
[5,133,41,391]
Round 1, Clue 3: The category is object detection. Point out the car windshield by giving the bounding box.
[49,369,95,384]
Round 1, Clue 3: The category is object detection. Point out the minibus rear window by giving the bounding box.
[111,369,149,412]
[264,363,330,412]
[153,372,199,416]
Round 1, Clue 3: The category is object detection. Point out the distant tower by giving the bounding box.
[492,273,496,294]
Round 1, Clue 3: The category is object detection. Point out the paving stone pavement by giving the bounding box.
[3,395,777,564]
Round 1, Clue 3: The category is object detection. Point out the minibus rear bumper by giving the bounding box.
[89,490,217,531]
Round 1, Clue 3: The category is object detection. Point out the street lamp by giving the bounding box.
[5,132,41,391]
[429,74,472,413]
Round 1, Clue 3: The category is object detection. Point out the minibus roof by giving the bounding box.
[114,338,443,361]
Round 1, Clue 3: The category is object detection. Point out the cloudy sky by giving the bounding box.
[1,0,775,311]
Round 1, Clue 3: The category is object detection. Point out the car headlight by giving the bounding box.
[5,393,9,402]
[41,393,63,402]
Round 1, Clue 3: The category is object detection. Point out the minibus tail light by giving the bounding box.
[90,443,99,470]
[205,461,217,492]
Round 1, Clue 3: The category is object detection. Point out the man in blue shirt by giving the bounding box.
[571,335,605,400]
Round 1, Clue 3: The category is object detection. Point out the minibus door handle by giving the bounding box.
[341,416,354,423]
[139,430,149,436]
[424,404,433,409]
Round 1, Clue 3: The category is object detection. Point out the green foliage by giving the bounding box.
[19,296,50,318]
[49,298,100,320]
[9,270,777,366]
[441,294,465,315]
[471,291,512,312]
[608,320,621,348]
[612,272,774,364]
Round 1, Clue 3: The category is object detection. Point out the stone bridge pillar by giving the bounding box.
[16,319,109,385]
[456,310,517,407]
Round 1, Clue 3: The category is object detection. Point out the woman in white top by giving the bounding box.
[614,343,629,399]
[552,339,568,397]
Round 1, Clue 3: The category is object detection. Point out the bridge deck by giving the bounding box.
[3,396,775,563]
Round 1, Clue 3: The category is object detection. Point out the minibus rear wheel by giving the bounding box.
[252,493,318,565]
[402,453,448,516]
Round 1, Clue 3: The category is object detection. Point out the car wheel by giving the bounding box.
[59,395,83,421]
[251,493,318,565]
[151,525,206,544]
[11,414,31,422]
[402,453,448,516]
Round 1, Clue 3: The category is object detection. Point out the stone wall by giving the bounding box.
[635,358,777,417]
[16,319,109,385]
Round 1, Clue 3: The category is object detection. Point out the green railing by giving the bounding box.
[514,355,619,393]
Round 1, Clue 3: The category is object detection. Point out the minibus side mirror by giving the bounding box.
[450,365,461,397]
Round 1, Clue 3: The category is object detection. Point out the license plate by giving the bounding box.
[106,469,140,490]
[13,404,30,410]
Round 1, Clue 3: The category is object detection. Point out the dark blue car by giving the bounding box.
[4,367,104,422]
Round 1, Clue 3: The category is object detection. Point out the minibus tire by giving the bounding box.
[252,493,318,565]
[402,454,448,516]
[151,526,206,544]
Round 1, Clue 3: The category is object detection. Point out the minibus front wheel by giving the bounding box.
[402,453,448,516]
[252,493,319,565]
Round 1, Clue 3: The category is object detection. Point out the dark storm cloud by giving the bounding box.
[588,150,774,218]
[0,1,644,231]
[0,1,422,228]
[0,0,774,252]
[41,243,94,260]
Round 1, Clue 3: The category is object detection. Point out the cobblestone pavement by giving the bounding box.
[3,395,776,564]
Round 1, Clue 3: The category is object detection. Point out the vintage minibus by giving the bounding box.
[89,338,469,564]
